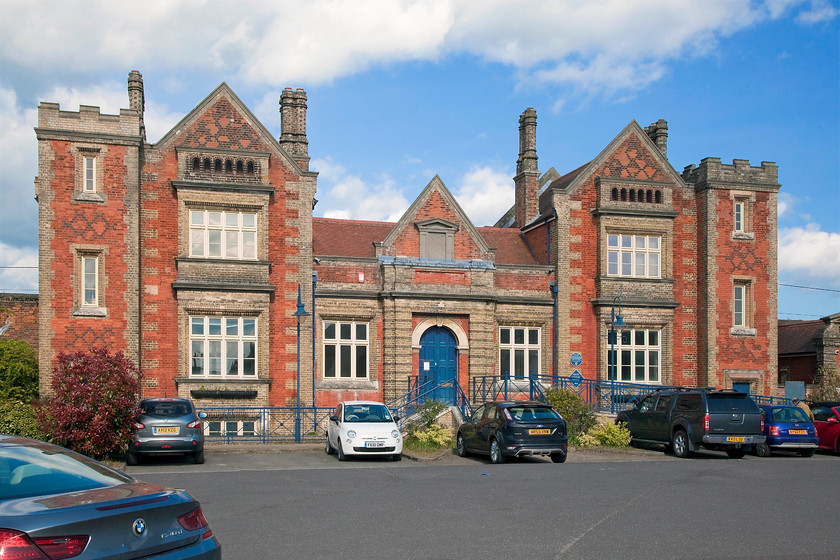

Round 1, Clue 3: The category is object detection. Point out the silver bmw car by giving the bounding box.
[0,435,221,559]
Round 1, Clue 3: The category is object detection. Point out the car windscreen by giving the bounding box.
[0,444,132,501]
[141,401,192,416]
[707,394,759,413]
[771,407,809,423]
[506,406,560,421]
[343,405,393,422]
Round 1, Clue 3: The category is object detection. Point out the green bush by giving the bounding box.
[407,423,452,448]
[544,387,597,444]
[403,399,453,452]
[0,339,39,403]
[578,421,631,448]
[0,400,49,440]
[809,366,840,402]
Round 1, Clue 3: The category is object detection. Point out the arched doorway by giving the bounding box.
[418,326,457,405]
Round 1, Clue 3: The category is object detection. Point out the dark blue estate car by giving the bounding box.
[456,401,568,464]
[754,404,818,457]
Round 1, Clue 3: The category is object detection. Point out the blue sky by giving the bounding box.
[1,0,838,319]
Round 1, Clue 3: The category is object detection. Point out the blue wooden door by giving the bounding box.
[418,327,457,405]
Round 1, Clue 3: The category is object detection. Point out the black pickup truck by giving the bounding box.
[616,388,766,458]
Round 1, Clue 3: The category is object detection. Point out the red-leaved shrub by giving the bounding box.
[40,347,142,458]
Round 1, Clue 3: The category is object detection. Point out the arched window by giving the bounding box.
[215,159,222,173]
[247,162,255,175]
[620,188,627,202]
[236,161,244,174]
[629,190,636,202]
[611,188,618,201]
[225,160,233,174]
[655,191,662,203]
[192,157,200,172]
[646,190,653,203]
[204,158,211,172]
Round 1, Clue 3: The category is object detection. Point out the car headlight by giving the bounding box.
[347,430,356,438]
[391,430,400,439]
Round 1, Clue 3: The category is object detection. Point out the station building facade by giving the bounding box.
[36,72,782,415]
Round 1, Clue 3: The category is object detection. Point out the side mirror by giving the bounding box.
[329,415,339,423]
[393,416,401,423]
[828,417,838,424]
[198,412,207,419]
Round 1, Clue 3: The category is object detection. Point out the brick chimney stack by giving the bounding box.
[514,107,539,228]
[127,70,145,139]
[279,88,309,170]
[645,119,668,158]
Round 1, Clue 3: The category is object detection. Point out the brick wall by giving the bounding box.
[0,294,39,348]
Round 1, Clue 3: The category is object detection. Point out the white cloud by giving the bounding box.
[0,87,38,248]
[794,0,839,23]
[313,157,409,222]
[453,165,513,226]
[0,242,37,293]
[778,225,840,287]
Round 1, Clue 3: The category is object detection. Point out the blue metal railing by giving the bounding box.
[197,406,334,443]
[388,376,472,428]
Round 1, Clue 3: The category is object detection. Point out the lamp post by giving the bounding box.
[609,296,626,414]
[293,284,309,442]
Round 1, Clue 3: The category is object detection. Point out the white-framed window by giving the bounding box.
[190,316,257,377]
[607,234,661,278]
[81,255,98,307]
[607,328,660,383]
[323,321,368,379]
[499,327,541,379]
[189,210,257,260]
[734,282,751,328]
[734,200,745,233]
[83,157,96,192]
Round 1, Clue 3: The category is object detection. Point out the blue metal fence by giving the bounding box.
[197,406,335,443]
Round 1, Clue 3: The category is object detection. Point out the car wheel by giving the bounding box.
[392,453,402,462]
[126,449,139,466]
[672,429,692,458]
[336,439,347,462]
[754,441,771,457]
[193,449,205,464]
[550,453,566,464]
[325,436,334,455]
[726,447,746,459]
[456,433,468,457]
[489,438,505,464]
[799,448,815,458]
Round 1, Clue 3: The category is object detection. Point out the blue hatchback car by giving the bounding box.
[754,404,818,457]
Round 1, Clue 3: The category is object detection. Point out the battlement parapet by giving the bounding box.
[682,157,779,190]
[37,101,142,140]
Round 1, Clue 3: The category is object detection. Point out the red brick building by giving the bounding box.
[36,72,783,419]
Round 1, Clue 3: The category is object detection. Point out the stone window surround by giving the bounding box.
[598,312,672,386]
[73,145,105,203]
[416,218,458,260]
[71,244,107,317]
[731,277,757,337]
[178,304,269,382]
[601,222,672,280]
[317,312,380,391]
[180,198,268,261]
[730,190,756,240]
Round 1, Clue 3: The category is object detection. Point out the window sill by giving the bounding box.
[317,379,379,391]
[74,192,105,203]
[730,327,756,337]
[73,307,107,317]
[731,232,755,241]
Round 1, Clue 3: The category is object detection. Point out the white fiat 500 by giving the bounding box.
[326,401,403,461]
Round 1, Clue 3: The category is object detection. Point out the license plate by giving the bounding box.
[364,441,384,448]
[725,436,745,442]
[153,427,178,435]
[529,429,551,435]
[788,429,806,435]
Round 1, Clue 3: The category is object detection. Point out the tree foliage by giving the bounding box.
[40,347,142,458]
[0,400,49,440]
[809,366,840,402]
[0,339,39,403]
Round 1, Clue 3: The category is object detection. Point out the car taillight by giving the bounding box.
[760,416,764,432]
[187,419,201,430]
[133,422,144,430]
[769,425,779,437]
[0,529,89,560]
[704,413,710,431]
[503,409,513,421]
[178,506,211,537]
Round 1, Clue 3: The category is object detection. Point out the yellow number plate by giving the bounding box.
[153,427,178,435]
[788,429,806,435]
[725,436,745,442]
[529,429,551,435]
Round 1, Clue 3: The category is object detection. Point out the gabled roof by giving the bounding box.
[381,175,492,256]
[152,83,307,175]
[778,320,824,355]
[312,219,542,266]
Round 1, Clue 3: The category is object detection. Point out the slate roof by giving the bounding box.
[778,320,825,355]
[312,218,543,266]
